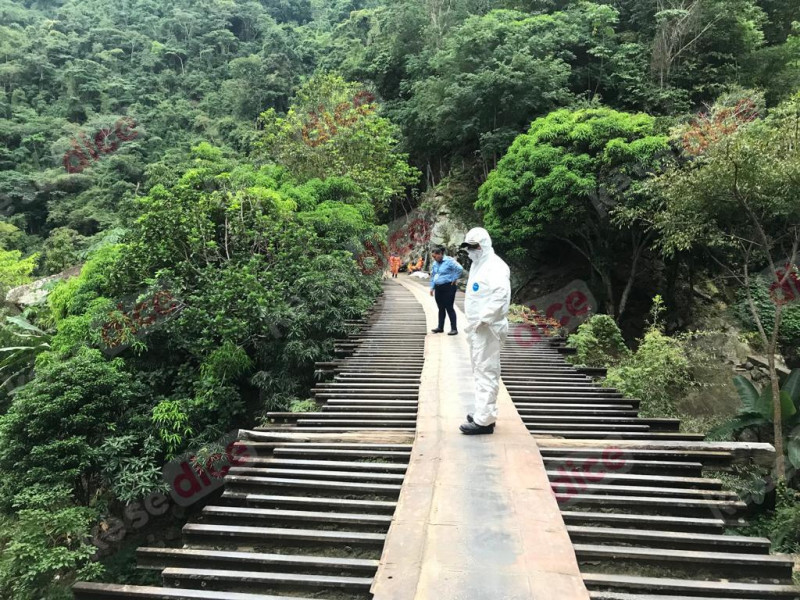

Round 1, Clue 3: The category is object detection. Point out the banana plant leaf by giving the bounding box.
[734,375,770,418]
[709,411,770,439]
[783,368,800,410]
[788,436,800,470]
[5,315,47,335]
[779,390,797,420]
[752,383,797,421]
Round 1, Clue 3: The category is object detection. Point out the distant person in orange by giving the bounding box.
[408,256,423,273]
[389,254,401,278]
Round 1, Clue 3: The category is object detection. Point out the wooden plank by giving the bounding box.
[555,493,745,515]
[553,482,736,499]
[536,440,776,467]
[258,427,415,434]
[532,431,706,441]
[220,492,397,512]
[228,464,407,481]
[272,448,410,461]
[182,524,386,545]
[161,567,372,590]
[241,458,407,472]
[590,593,774,600]
[295,419,417,427]
[582,573,799,597]
[201,505,393,526]
[237,430,414,444]
[544,457,703,475]
[136,547,378,573]
[321,405,418,413]
[546,471,723,490]
[224,474,402,495]
[560,511,724,533]
[566,526,770,553]
[72,583,301,600]
[266,412,416,419]
[573,543,793,571]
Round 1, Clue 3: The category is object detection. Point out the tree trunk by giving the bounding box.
[769,298,786,480]
[768,350,786,480]
[602,271,616,319]
[618,233,647,319]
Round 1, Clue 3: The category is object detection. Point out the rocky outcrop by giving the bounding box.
[4,265,82,308]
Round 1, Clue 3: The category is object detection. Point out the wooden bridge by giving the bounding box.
[73,279,799,600]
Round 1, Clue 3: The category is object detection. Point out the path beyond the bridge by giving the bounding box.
[371,279,589,600]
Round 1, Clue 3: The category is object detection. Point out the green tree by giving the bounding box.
[478,106,673,319]
[0,248,36,298]
[567,313,631,368]
[258,73,419,216]
[0,346,150,505]
[40,227,84,275]
[397,8,577,175]
[648,94,800,479]
[0,492,103,600]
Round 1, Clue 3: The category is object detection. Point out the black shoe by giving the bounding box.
[431,328,444,333]
[460,421,495,435]
[448,330,458,335]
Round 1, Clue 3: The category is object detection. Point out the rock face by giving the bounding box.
[518,279,598,333]
[4,265,82,308]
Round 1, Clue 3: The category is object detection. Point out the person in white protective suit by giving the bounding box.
[458,227,511,435]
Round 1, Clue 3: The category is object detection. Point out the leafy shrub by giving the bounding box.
[735,278,800,355]
[605,328,691,417]
[98,435,167,503]
[289,398,318,412]
[0,487,103,600]
[567,314,630,368]
[769,485,800,552]
[0,347,151,506]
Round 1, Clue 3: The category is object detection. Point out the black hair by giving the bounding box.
[432,245,446,254]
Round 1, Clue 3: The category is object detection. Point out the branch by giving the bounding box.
[553,234,603,276]
[742,245,770,349]
[670,16,721,64]
[707,251,744,285]
[619,230,647,318]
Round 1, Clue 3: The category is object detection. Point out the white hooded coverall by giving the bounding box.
[463,228,511,427]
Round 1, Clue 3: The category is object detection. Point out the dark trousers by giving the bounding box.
[434,284,457,331]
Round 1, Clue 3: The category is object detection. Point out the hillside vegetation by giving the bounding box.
[1,0,799,596]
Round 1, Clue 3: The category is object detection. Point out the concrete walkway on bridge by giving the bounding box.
[371,277,589,600]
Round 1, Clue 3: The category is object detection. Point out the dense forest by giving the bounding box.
[1,0,799,597]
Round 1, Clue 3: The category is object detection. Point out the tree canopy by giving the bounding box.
[477,107,672,317]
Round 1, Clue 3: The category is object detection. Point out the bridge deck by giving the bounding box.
[371,278,588,600]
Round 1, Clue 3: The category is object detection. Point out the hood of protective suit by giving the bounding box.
[462,227,495,267]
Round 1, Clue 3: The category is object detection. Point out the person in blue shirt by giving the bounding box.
[429,246,464,335]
